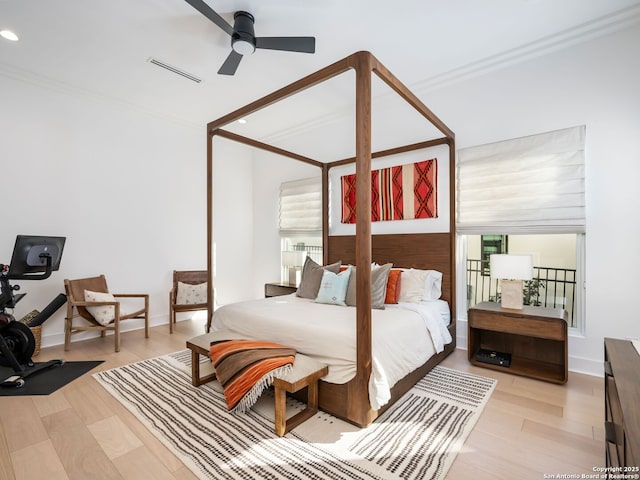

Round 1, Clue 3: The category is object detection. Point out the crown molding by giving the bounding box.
[262,4,640,145]
[2,4,638,143]
[411,3,640,94]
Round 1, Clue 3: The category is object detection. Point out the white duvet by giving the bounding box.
[211,294,452,409]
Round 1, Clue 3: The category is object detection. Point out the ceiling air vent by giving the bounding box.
[147,57,202,83]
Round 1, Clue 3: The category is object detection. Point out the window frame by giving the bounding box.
[456,126,587,334]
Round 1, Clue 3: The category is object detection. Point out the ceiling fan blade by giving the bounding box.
[255,36,315,54]
[217,50,243,75]
[184,0,234,36]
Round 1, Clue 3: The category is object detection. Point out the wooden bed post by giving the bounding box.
[352,51,374,426]
[449,138,457,321]
[322,164,330,266]
[206,128,214,333]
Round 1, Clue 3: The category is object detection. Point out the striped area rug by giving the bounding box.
[94,350,496,480]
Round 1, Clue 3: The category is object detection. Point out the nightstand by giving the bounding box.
[264,282,297,298]
[467,301,568,384]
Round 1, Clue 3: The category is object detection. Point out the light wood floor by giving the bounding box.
[0,319,604,480]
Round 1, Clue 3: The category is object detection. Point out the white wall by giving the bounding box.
[328,145,451,236]
[249,151,320,298]
[211,138,256,305]
[423,24,640,374]
[0,74,206,347]
[244,24,640,375]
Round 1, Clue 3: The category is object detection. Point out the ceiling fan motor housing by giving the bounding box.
[231,11,256,55]
[183,0,316,75]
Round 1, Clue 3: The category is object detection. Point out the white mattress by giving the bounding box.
[211,294,452,409]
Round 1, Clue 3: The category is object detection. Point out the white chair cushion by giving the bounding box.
[84,289,116,326]
[176,281,208,305]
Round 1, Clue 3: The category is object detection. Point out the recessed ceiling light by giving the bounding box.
[0,30,19,42]
[238,118,247,124]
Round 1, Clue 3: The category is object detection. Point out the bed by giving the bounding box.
[205,51,457,427]
[212,291,452,410]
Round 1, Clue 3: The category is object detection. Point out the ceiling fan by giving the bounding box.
[184,0,316,75]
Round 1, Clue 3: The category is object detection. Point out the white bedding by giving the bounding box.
[211,294,452,410]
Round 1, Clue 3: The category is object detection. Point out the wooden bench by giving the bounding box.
[186,333,328,436]
[273,354,328,436]
[186,333,217,387]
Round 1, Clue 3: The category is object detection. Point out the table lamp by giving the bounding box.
[281,251,306,286]
[490,254,533,309]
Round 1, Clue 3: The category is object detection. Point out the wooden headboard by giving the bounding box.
[326,232,453,307]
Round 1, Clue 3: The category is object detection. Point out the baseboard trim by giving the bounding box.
[567,355,603,378]
[39,315,170,349]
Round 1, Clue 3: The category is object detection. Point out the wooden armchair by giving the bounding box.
[64,275,149,352]
[169,270,208,333]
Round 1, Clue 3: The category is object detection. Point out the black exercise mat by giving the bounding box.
[0,360,103,396]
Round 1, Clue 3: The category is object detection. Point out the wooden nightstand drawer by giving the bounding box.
[469,311,565,340]
[265,282,297,297]
[467,302,568,384]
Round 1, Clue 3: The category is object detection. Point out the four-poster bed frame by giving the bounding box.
[205,51,457,427]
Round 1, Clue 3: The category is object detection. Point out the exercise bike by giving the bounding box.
[0,235,67,388]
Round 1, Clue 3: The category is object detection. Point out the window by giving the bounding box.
[279,177,322,234]
[467,234,580,327]
[457,125,585,235]
[279,177,322,283]
[480,235,507,276]
[457,126,585,330]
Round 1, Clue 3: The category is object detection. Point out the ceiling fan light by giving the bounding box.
[232,38,255,56]
[0,30,19,42]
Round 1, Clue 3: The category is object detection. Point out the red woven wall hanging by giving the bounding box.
[341,158,437,224]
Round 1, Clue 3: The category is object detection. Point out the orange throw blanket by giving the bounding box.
[210,339,295,412]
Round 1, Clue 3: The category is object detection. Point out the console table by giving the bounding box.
[468,302,568,384]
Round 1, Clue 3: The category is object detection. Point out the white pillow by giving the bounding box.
[398,269,428,303]
[176,281,208,305]
[398,268,443,303]
[423,270,443,301]
[84,289,116,326]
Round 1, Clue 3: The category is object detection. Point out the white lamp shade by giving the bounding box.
[281,251,306,267]
[490,254,533,280]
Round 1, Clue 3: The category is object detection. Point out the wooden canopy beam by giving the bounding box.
[372,60,455,139]
[329,137,451,168]
[212,129,323,168]
[207,55,354,133]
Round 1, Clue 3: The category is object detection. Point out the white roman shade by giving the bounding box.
[456,125,585,234]
[279,176,322,233]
